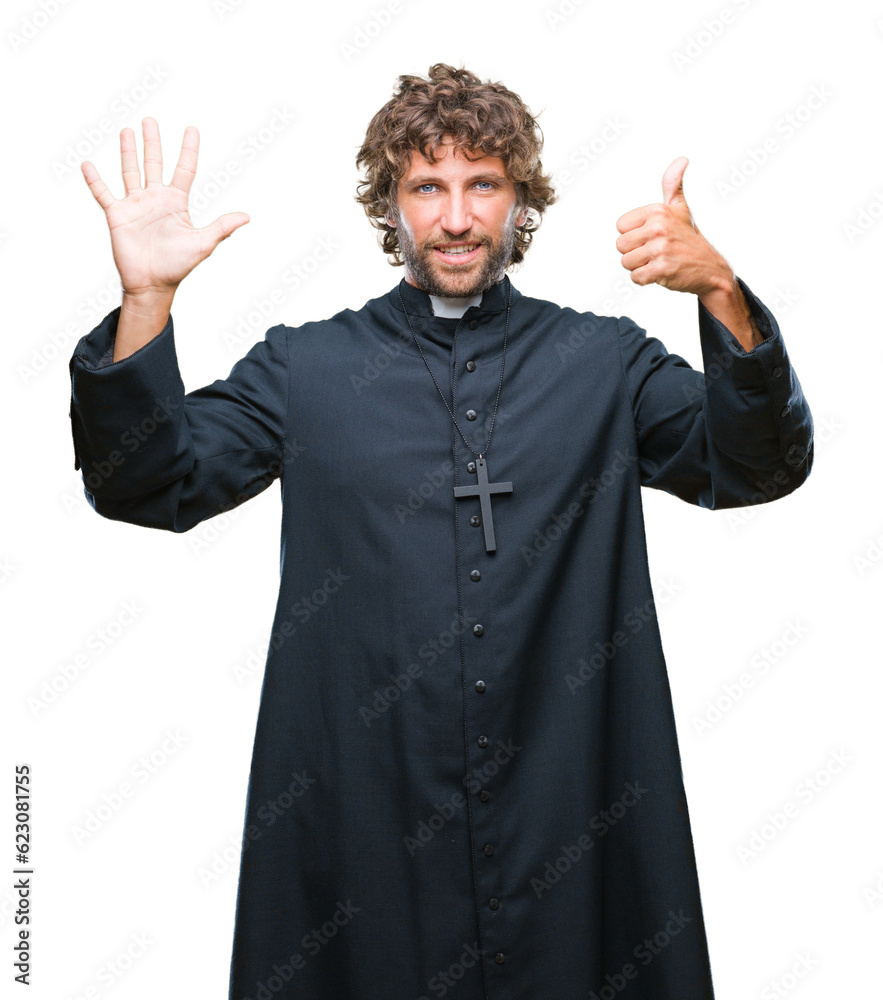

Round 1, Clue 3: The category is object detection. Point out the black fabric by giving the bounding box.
[68,274,813,999]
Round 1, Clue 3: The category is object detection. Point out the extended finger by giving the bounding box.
[120,126,141,195]
[170,125,199,197]
[81,160,116,211]
[142,116,163,186]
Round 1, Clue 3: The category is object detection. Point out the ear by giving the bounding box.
[516,206,529,227]
[386,216,397,228]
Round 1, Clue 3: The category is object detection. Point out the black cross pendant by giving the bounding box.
[453,456,513,553]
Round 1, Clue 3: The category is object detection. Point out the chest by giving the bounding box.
[285,314,631,516]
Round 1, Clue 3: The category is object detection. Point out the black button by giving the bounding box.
[488,897,499,910]
[469,319,479,330]
[474,680,486,693]
[483,843,494,856]
[466,409,477,420]
[494,953,505,964]
[477,735,488,748]
[780,405,790,417]
[470,570,481,581]
[787,443,798,455]
[473,624,484,636]
[466,360,476,372]
[479,790,490,802]
[772,365,783,377]
[467,461,476,474]
[470,515,481,527]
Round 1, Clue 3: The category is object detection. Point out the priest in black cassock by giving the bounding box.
[69,63,813,1000]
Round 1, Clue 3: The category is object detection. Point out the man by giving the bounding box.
[69,63,813,1000]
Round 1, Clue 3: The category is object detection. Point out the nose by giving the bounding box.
[439,190,473,236]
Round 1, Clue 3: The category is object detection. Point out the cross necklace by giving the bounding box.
[397,276,513,554]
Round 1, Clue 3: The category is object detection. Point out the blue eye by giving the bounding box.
[415,181,496,193]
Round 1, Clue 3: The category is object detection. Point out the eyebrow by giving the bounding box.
[406,172,509,187]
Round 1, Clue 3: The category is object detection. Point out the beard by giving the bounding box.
[394,202,519,298]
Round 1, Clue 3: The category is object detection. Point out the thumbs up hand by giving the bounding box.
[615,157,731,297]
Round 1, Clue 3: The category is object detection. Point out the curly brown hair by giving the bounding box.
[355,63,558,267]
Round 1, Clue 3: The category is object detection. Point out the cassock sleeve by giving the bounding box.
[68,305,289,532]
[616,275,813,509]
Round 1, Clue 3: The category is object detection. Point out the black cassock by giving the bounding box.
[68,273,813,1000]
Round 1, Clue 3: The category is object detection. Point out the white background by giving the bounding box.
[3,0,881,997]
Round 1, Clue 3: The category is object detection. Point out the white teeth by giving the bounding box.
[437,245,479,255]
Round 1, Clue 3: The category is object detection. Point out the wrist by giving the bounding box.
[697,266,739,307]
[120,289,177,330]
[122,286,177,310]
[114,289,175,364]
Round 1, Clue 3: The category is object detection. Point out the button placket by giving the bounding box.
[453,305,509,975]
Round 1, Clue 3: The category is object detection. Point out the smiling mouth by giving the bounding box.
[433,243,483,263]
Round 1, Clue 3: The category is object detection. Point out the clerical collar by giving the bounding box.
[429,292,482,318]
[390,274,518,318]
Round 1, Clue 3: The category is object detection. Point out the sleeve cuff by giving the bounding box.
[696,276,813,472]
[697,275,776,356]
[68,306,186,481]
[72,303,173,371]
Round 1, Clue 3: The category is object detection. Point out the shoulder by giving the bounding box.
[513,289,624,362]
[516,288,621,328]
[274,292,387,341]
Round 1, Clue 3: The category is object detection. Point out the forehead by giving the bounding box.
[400,139,508,180]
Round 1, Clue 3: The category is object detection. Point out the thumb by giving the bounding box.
[201,211,250,250]
[661,156,690,210]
